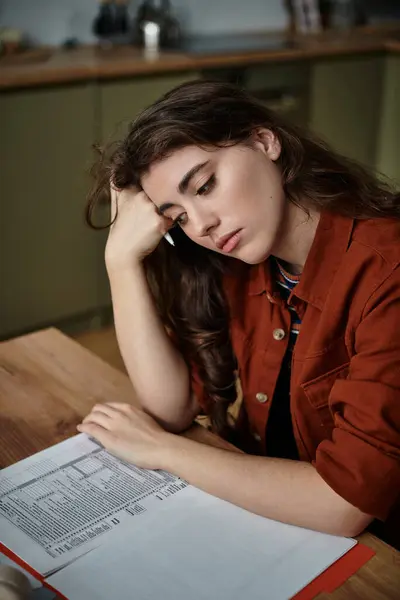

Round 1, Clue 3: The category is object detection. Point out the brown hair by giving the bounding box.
[86,80,399,435]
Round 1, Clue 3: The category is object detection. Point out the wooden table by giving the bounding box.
[1,328,399,599]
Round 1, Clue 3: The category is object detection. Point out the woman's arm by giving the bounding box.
[161,434,373,537]
[78,403,373,537]
[105,187,200,433]
[109,262,199,433]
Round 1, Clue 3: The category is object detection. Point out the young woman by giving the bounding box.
[81,80,400,548]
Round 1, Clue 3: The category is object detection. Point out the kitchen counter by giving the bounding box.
[0,25,399,91]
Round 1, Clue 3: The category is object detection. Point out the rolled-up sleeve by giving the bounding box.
[315,267,400,520]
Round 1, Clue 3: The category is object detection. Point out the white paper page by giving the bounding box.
[48,487,356,600]
[0,434,189,576]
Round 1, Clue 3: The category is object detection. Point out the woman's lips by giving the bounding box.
[220,230,242,253]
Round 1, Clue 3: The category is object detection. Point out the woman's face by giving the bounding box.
[141,129,286,264]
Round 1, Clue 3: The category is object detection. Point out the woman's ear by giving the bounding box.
[252,128,281,161]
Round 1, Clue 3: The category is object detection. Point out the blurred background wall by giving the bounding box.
[0,0,286,46]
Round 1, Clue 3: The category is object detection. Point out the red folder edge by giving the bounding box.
[292,542,375,600]
[1,540,375,600]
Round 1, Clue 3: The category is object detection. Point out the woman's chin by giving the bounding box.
[236,247,271,265]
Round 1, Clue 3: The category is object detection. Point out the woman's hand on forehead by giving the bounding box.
[109,182,147,224]
[105,185,174,268]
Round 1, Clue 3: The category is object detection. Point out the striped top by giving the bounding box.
[275,259,301,346]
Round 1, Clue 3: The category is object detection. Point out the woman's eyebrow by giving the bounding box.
[177,160,210,194]
[158,160,211,214]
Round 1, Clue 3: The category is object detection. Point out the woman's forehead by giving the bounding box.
[147,146,216,177]
[142,146,218,198]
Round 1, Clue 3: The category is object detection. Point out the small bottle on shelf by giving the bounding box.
[114,0,129,35]
[93,0,115,39]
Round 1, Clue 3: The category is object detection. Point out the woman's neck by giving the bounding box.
[272,202,320,275]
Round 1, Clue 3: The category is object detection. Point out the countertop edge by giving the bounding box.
[0,31,399,92]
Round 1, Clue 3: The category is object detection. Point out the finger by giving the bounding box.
[103,402,135,415]
[91,403,121,418]
[161,215,175,234]
[112,186,147,221]
[81,411,112,430]
[120,186,144,206]
[77,422,114,447]
[109,184,133,221]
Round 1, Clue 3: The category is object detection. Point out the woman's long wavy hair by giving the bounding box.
[86,80,399,435]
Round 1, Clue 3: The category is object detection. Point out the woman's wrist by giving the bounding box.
[159,433,189,474]
[106,254,144,279]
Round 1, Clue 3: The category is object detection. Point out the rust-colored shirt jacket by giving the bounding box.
[192,211,400,545]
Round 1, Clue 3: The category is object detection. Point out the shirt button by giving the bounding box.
[273,328,286,341]
[256,392,268,403]
[253,433,262,442]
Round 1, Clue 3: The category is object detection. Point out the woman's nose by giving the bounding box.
[191,209,220,238]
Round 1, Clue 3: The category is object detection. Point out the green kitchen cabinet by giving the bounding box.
[376,54,400,185]
[245,62,311,128]
[202,62,311,128]
[309,55,384,169]
[100,72,200,142]
[0,83,109,339]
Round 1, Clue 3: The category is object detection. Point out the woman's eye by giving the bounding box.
[196,174,216,196]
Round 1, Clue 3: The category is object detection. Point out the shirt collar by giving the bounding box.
[248,211,355,310]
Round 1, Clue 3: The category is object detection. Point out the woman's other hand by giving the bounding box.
[105,185,172,270]
[77,403,173,471]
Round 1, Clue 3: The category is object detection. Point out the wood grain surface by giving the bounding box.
[0,328,399,599]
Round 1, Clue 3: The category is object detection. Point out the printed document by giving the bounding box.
[0,434,356,599]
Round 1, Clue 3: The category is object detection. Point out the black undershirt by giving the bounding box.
[265,346,299,460]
